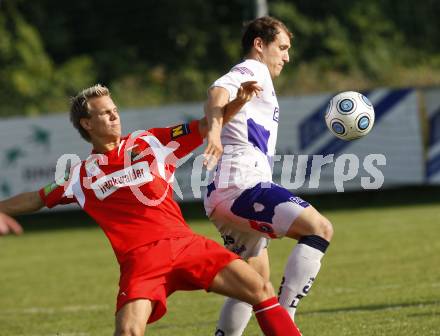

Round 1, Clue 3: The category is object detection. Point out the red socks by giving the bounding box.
[253,297,302,336]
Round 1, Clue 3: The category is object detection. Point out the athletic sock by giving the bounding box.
[215,297,252,336]
[278,235,329,320]
[253,297,302,336]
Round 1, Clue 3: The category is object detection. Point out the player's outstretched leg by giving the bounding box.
[213,228,270,336]
[279,205,333,320]
[209,259,301,336]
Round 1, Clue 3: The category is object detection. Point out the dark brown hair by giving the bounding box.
[241,16,293,56]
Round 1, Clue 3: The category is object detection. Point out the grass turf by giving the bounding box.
[0,202,439,335]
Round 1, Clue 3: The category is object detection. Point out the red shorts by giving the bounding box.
[116,234,239,323]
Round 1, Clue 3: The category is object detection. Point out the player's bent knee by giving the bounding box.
[115,316,146,336]
[240,278,275,305]
[319,215,334,241]
[288,207,334,241]
[255,280,275,302]
[263,280,275,298]
[310,214,333,241]
[115,323,145,336]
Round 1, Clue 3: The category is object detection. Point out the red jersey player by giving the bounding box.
[0,84,301,336]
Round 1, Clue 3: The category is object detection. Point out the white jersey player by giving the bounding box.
[205,58,277,207]
[203,16,334,336]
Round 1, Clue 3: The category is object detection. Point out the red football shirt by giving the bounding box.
[39,120,203,262]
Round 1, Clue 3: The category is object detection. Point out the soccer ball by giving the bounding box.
[325,91,375,140]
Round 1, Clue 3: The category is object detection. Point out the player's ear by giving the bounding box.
[254,37,264,53]
[80,117,92,132]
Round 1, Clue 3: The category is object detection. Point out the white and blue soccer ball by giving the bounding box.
[325,91,375,140]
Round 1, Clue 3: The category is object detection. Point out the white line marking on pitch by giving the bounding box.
[1,304,109,314]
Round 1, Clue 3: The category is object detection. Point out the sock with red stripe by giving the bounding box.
[253,297,302,336]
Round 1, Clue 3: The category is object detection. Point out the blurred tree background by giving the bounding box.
[0,0,439,116]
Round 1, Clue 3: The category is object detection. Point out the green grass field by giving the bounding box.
[1,202,439,335]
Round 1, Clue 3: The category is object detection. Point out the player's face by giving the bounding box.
[261,29,291,78]
[86,95,121,141]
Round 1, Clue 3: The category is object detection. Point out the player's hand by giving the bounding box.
[0,212,23,236]
[222,81,263,125]
[203,82,261,171]
[236,81,263,103]
[203,127,223,171]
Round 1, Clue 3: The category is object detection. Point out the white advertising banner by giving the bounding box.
[274,88,424,193]
[424,87,440,184]
[0,88,426,207]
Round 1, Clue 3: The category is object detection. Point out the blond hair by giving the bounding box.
[70,84,110,142]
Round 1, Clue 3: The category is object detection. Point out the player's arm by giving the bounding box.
[0,170,76,236]
[199,81,262,136]
[201,86,228,169]
[0,191,44,216]
[199,87,227,138]
[202,81,262,169]
[0,191,43,236]
[148,82,262,161]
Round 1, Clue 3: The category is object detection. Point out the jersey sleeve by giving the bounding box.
[211,61,265,101]
[38,172,77,208]
[148,120,203,159]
